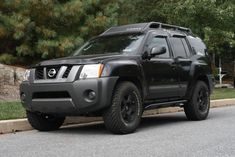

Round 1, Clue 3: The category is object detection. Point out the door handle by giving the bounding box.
[171,62,177,69]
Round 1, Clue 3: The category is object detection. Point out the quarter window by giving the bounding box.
[187,36,207,56]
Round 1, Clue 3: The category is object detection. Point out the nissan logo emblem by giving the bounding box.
[48,68,57,78]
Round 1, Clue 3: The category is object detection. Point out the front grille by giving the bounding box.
[33,91,71,99]
[62,66,72,78]
[34,65,73,80]
[35,67,44,79]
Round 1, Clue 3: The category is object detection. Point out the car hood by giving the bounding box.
[34,53,137,67]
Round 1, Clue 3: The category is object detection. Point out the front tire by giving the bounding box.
[184,81,210,120]
[27,111,65,131]
[103,81,143,134]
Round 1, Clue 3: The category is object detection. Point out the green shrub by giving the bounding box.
[0,53,17,65]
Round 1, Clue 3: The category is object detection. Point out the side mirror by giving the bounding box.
[150,46,166,57]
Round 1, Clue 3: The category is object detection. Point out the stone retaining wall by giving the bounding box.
[0,64,26,101]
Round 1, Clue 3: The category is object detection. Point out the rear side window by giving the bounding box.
[170,37,188,58]
[187,36,207,56]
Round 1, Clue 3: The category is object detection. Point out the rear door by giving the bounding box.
[169,37,192,97]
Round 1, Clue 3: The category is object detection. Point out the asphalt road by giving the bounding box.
[1,106,235,157]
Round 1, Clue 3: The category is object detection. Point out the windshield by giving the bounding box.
[72,34,145,56]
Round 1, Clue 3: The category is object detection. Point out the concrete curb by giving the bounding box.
[1,99,235,134]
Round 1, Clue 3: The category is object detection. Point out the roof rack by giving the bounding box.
[100,22,193,36]
[100,23,148,36]
[145,22,192,34]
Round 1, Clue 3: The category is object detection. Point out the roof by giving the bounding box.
[100,22,193,36]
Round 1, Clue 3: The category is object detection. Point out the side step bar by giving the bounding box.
[144,100,187,110]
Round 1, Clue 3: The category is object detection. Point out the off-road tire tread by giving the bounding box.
[103,81,142,134]
[184,81,210,121]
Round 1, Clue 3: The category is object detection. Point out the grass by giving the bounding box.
[0,88,235,120]
[0,101,26,120]
[211,88,235,100]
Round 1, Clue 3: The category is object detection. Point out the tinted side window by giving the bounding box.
[149,37,170,58]
[170,37,187,58]
[181,38,191,57]
[187,36,207,56]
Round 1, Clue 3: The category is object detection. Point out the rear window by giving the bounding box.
[187,36,207,56]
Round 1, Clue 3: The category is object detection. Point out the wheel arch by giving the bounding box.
[186,74,212,99]
[197,75,210,92]
[115,76,145,101]
[107,60,147,101]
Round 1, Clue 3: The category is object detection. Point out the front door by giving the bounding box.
[142,35,180,100]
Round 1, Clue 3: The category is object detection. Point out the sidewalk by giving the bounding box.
[1,99,235,134]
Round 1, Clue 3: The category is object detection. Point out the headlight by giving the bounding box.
[79,64,104,79]
[23,69,31,81]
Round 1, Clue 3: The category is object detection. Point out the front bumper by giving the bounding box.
[20,77,118,115]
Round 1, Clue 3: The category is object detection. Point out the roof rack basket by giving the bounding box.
[146,22,192,34]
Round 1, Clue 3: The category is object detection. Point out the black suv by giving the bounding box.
[20,22,213,134]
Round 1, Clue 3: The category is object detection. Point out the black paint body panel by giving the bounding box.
[20,22,213,116]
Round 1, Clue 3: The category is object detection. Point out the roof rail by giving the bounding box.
[145,22,192,34]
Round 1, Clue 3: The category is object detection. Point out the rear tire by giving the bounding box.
[27,111,65,131]
[184,81,210,120]
[103,81,143,134]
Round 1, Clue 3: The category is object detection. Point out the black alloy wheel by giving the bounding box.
[197,86,209,113]
[121,92,139,124]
